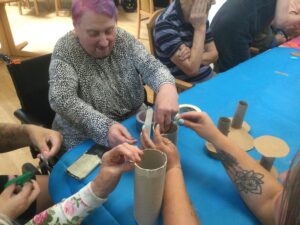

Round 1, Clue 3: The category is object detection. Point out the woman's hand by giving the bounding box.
[140,125,181,171]
[91,143,143,198]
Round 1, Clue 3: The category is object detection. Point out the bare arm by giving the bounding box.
[141,126,200,225]
[163,167,200,225]
[170,0,208,77]
[180,112,283,225]
[201,41,218,66]
[274,0,300,30]
[0,124,62,157]
[0,123,29,152]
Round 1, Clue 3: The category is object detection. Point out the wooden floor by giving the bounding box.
[0,3,150,174]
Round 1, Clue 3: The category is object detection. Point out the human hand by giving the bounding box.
[177,44,191,61]
[91,143,143,198]
[0,180,40,219]
[140,125,180,171]
[108,123,137,147]
[25,125,63,159]
[189,0,208,30]
[179,111,223,144]
[154,83,179,133]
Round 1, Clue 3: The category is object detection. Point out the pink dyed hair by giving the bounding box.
[72,0,117,25]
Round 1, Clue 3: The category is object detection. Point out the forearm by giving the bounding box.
[26,182,106,225]
[186,28,206,76]
[211,134,282,225]
[274,0,300,29]
[0,123,32,152]
[163,167,200,225]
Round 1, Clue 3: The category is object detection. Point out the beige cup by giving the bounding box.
[134,149,167,225]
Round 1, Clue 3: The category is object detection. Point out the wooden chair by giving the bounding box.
[54,0,71,16]
[136,0,155,39]
[146,9,193,94]
[19,0,50,16]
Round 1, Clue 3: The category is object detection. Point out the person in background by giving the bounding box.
[0,123,62,224]
[49,0,179,151]
[0,123,143,225]
[153,0,218,84]
[211,0,300,72]
[141,112,300,225]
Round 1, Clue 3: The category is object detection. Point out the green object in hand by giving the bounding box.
[4,172,35,189]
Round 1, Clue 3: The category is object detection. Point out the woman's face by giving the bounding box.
[74,11,116,58]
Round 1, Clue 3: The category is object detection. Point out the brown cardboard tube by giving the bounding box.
[259,156,275,171]
[134,149,167,225]
[231,101,248,129]
[218,117,231,136]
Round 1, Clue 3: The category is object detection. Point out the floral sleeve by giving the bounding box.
[26,182,106,225]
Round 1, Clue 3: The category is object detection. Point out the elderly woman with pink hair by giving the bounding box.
[49,0,179,151]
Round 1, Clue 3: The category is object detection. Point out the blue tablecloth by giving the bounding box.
[49,47,300,225]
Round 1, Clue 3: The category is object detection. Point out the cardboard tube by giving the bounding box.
[218,117,231,136]
[259,156,275,171]
[231,101,248,129]
[161,123,178,146]
[134,149,167,225]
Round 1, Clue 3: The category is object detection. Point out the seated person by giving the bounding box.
[0,123,143,225]
[212,0,300,72]
[141,112,300,225]
[49,0,179,151]
[153,0,218,84]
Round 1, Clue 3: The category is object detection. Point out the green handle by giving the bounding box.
[4,172,34,189]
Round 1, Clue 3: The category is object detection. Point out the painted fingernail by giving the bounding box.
[175,118,185,125]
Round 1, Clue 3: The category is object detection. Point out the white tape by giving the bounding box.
[178,104,202,113]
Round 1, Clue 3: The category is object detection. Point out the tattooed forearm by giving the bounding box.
[217,150,264,195]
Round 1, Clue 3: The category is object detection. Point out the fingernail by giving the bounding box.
[177,118,185,125]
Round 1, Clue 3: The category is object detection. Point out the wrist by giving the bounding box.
[90,179,109,199]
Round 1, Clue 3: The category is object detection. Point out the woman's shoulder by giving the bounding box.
[52,31,83,61]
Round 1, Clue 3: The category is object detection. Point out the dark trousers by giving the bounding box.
[211,0,276,72]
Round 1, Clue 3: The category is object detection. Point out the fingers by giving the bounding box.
[45,134,62,158]
[2,183,17,196]
[26,180,40,204]
[104,143,143,165]
[140,127,156,149]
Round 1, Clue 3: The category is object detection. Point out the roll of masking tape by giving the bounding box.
[178,104,202,113]
[175,104,202,125]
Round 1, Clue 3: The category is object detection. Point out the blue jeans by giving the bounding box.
[211,0,276,72]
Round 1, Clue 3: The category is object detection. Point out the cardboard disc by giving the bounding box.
[205,141,218,158]
[229,117,251,132]
[254,135,289,158]
[228,129,254,151]
[291,51,300,57]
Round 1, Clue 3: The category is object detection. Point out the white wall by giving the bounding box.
[208,0,226,22]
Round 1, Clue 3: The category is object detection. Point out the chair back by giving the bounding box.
[7,53,55,128]
[147,9,164,56]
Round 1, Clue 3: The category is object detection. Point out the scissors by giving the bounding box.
[4,156,50,188]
